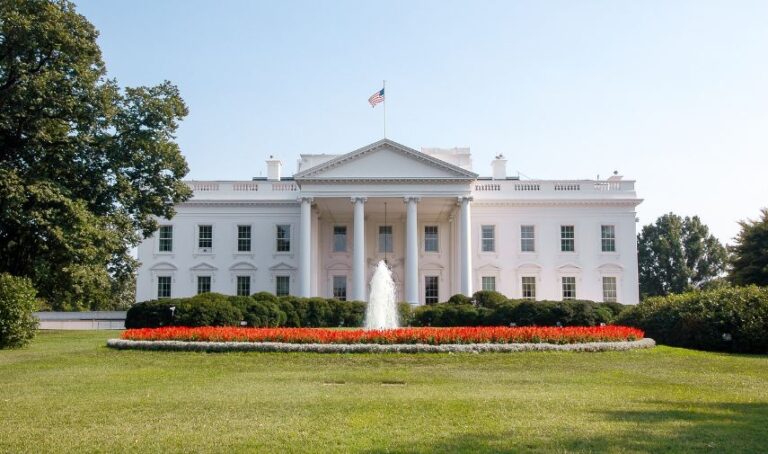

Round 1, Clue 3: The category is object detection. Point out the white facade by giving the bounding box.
[136,139,642,305]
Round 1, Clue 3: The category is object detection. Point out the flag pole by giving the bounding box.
[383,79,387,138]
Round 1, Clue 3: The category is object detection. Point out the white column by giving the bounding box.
[459,196,473,296]
[352,197,367,301]
[299,197,313,297]
[404,196,420,305]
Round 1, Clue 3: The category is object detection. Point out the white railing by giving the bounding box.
[474,179,635,197]
[233,182,259,191]
[474,183,501,191]
[271,182,298,192]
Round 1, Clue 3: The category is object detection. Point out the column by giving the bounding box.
[299,197,313,297]
[352,197,367,301]
[459,196,473,296]
[404,196,420,305]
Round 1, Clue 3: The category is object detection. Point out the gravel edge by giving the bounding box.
[106,338,656,353]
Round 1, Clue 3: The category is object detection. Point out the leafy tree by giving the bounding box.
[0,0,191,310]
[729,208,768,286]
[638,213,727,298]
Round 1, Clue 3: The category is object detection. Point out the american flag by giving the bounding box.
[368,87,385,107]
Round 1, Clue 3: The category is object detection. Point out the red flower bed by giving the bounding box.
[121,325,644,345]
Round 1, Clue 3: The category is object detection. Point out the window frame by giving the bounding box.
[520,225,535,252]
[332,225,348,253]
[157,276,172,298]
[481,225,496,253]
[197,275,212,294]
[378,225,393,253]
[521,276,536,300]
[236,275,251,296]
[601,225,616,253]
[332,275,347,301]
[237,225,252,252]
[424,225,439,253]
[276,224,291,252]
[560,225,575,252]
[158,225,173,252]
[424,275,439,304]
[275,275,290,296]
[481,276,496,292]
[602,276,618,302]
[561,276,576,300]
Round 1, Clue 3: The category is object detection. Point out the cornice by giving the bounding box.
[180,200,300,208]
[298,177,474,184]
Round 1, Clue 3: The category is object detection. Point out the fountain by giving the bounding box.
[364,260,399,329]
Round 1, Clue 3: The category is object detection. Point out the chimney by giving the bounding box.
[491,154,507,180]
[266,155,282,181]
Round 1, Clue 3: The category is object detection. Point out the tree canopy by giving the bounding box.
[0,0,191,309]
[728,208,768,286]
[637,213,727,298]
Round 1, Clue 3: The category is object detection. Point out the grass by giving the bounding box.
[0,331,767,453]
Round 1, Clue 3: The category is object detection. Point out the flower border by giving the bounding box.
[106,338,655,353]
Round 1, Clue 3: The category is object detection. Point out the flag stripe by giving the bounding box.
[368,88,385,107]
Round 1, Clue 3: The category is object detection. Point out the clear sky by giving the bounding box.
[76,0,768,244]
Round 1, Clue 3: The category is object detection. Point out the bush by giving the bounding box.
[328,300,366,327]
[617,285,768,353]
[446,294,471,305]
[124,299,177,328]
[229,296,286,328]
[174,293,242,327]
[398,302,414,326]
[0,274,39,349]
[471,290,507,309]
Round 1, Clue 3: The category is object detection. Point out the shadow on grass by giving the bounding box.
[362,401,768,453]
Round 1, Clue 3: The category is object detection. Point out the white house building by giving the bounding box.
[136,139,642,305]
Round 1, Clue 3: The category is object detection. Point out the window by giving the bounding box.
[560,225,575,252]
[197,276,211,294]
[601,225,616,252]
[157,276,171,298]
[481,225,495,252]
[424,226,439,252]
[158,226,173,252]
[237,276,251,296]
[562,276,576,300]
[425,276,439,304]
[481,276,496,291]
[521,276,536,300]
[333,226,347,252]
[276,225,291,252]
[276,276,290,296]
[379,225,393,253]
[332,275,347,301]
[198,225,212,249]
[602,276,617,302]
[237,225,252,252]
[521,225,535,252]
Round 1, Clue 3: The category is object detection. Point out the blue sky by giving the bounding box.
[76,0,768,244]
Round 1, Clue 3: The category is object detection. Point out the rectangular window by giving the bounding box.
[276,275,290,296]
[562,276,576,300]
[237,225,252,252]
[560,225,575,252]
[424,226,439,252]
[425,276,439,304]
[521,276,536,300]
[379,225,393,253]
[521,225,535,252]
[276,225,291,252]
[601,225,616,252]
[332,275,347,301]
[157,276,171,298]
[158,225,173,252]
[481,276,496,291]
[333,226,347,252]
[197,276,211,294]
[602,276,617,302]
[237,276,251,296]
[198,225,212,249]
[481,225,495,252]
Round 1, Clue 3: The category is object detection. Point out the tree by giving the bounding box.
[729,208,768,286]
[637,213,727,298]
[0,0,191,310]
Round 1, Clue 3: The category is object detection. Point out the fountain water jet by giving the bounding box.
[364,260,399,329]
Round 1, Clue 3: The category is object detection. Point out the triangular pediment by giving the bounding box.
[294,139,477,182]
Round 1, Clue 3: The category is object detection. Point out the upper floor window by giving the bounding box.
[425,276,439,304]
[379,225,393,253]
[237,225,252,252]
[237,275,251,296]
[197,276,211,294]
[602,276,617,302]
[332,275,347,301]
[562,276,576,300]
[333,226,347,252]
[481,276,496,292]
[276,225,291,252]
[481,225,495,252]
[601,225,616,252]
[521,276,536,300]
[198,225,213,250]
[157,276,171,298]
[276,275,290,296]
[521,225,535,252]
[424,226,439,252]
[158,225,173,252]
[560,225,575,252]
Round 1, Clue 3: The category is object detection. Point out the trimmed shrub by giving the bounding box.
[446,294,472,305]
[125,299,177,328]
[617,285,768,353]
[472,290,507,309]
[174,293,242,327]
[0,274,39,349]
[328,299,366,327]
[229,296,286,328]
[398,302,414,326]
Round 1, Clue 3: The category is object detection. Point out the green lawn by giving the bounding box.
[1,331,767,453]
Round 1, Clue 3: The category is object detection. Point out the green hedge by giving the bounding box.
[616,285,768,353]
[0,273,39,349]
